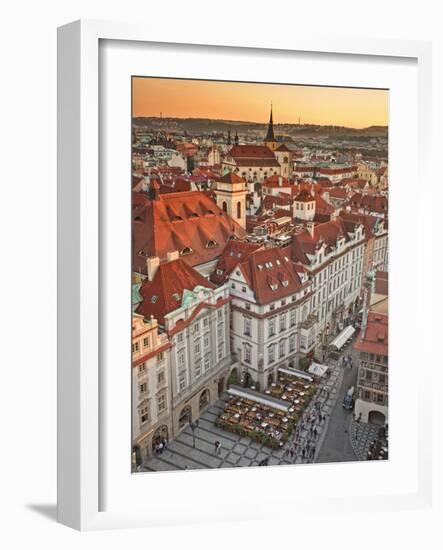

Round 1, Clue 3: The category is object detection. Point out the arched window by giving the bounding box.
[237,201,242,219]
[222,201,228,213]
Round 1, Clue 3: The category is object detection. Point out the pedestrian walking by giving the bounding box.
[214,440,221,454]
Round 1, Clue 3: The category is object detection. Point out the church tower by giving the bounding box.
[264,104,278,151]
[214,172,247,229]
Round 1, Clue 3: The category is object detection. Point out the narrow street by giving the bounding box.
[316,345,359,463]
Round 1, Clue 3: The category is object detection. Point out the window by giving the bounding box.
[138,362,146,373]
[140,406,149,424]
[268,344,275,364]
[279,339,286,358]
[289,334,296,353]
[178,350,185,368]
[158,393,167,413]
[157,352,164,362]
[237,201,242,219]
[243,316,251,336]
[139,382,147,394]
[177,333,184,344]
[244,344,251,364]
[195,359,202,378]
[204,335,209,349]
[178,371,187,391]
[290,309,296,326]
[268,318,276,337]
[280,314,286,332]
[132,342,139,353]
[194,340,201,355]
[143,337,150,348]
[193,322,200,335]
[203,317,209,328]
[217,324,224,341]
[242,286,247,293]
[204,355,210,371]
[218,342,224,360]
[157,370,165,385]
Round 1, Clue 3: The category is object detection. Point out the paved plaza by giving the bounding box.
[141,352,353,472]
[350,421,383,461]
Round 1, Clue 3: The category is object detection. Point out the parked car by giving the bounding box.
[342,386,355,410]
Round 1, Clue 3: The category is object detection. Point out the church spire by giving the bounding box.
[264,103,276,142]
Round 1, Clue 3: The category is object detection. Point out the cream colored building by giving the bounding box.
[132,314,172,465]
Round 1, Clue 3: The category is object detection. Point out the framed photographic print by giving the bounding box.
[57,19,433,530]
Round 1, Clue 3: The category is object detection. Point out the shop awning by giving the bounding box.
[329,325,355,350]
[308,362,329,377]
[278,366,314,382]
[227,385,289,412]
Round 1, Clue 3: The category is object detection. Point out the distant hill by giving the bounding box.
[133,117,388,138]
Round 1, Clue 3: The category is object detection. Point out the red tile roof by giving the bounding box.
[354,311,388,355]
[349,193,388,214]
[294,189,315,202]
[275,144,291,152]
[136,259,215,324]
[226,145,281,167]
[211,240,263,284]
[216,172,245,184]
[133,190,246,274]
[262,175,290,188]
[291,217,358,263]
[228,145,275,159]
[237,246,303,304]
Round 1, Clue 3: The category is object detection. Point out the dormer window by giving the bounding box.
[180,247,193,255]
[206,240,218,248]
[151,295,158,304]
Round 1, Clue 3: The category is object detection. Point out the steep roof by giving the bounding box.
[216,172,245,184]
[237,246,304,305]
[227,144,276,159]
[291,217,359,264]
[133,190,246,274]
[275,143,291,152]
[349,193,388,214]
[211,240,263,285]
[136,259,215,324]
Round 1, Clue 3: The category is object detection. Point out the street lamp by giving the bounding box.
[190,420,199,448]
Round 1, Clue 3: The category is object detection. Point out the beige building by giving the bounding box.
[132,314,172,466]
[214,171,247,229]
[135,256,236,441]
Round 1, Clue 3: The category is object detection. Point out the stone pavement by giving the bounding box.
[142,361,345,472]
[350,421,382,461]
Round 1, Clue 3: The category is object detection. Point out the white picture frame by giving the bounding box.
[57,19,433,531]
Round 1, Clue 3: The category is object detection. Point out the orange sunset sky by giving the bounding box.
[132,77,388,129]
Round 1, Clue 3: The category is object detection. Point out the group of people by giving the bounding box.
[281,378,333,464]
[154,438,168,455]
[342,355,353,369]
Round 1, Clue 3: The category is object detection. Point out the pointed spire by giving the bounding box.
[227,130,231,145]
[234,131,239,146]
[264,103,276,142]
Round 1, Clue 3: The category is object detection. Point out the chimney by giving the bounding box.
[146,256,160,281]
[306,222,315,238]
[166,250,179,263]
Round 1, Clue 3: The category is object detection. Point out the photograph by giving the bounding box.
[131,77,389,472]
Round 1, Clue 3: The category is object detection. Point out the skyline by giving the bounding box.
[132,77,389,129]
